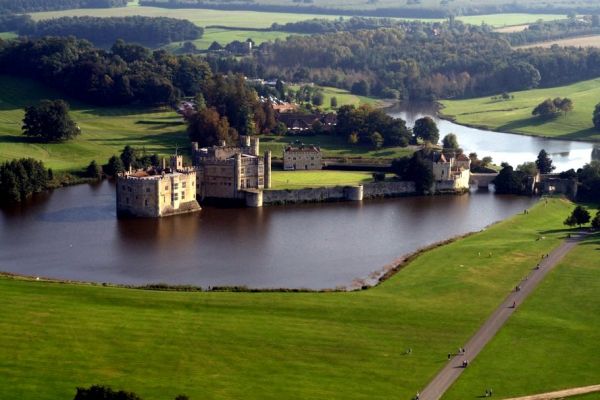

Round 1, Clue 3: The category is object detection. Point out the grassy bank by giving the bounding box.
[260,134,415,159]
[289,85,387,112]
[0,75,187,173]
[0,198,578,400]
[440,78,600,142]
[270,170,375,189]
[443,227,600,400]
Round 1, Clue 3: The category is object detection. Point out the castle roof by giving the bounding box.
[284,145,320,153]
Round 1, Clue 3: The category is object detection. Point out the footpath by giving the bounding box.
[418,233,584,400]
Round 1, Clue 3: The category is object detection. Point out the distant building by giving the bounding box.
[283,145,322,170]
[431,152,471,191]
[276,112,336,133]
[192,136,272,200]
[116,155,201,218]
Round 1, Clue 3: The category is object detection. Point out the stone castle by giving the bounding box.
[116,155,201,218]
[431,152,471,192]
[117,136,272,217]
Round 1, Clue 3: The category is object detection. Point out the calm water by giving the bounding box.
[0,181,536,289]
[388,104,596,172]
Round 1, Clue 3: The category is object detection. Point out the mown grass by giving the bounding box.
[289,85,386,112]
[0,75,188,172]
[440,78,600,142]
[260,134,415,159]
[0,31,17,40]
[0,198,579,400]
[443,224,600,400]
[270,170,374,189]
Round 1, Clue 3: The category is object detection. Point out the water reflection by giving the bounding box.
[0,181,537,289]
[388,103,595,172]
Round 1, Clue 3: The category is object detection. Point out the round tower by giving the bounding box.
[264,150,272,189]
[234,153,242,194]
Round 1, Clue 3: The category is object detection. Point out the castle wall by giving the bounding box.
[283,150,322,170]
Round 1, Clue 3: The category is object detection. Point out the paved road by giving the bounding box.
[417,234,584,400]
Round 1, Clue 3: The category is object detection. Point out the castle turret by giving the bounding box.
[170,155,183,171]
[234,153,242,193]
[264,150,272,189]
[251,136,260,156]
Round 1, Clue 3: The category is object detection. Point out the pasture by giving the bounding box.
[0,75,187,172]
[440,77,600,142]
[443,226,600,400]
[165,27,297,50]
[0,198,578,400]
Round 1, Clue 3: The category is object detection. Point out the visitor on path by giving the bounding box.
[448,353,451,360]
[415,391,420,400]
[512,301,516,308]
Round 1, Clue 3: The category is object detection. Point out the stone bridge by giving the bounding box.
[470,172,498,188]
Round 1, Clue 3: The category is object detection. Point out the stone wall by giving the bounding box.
[262,181,415,205]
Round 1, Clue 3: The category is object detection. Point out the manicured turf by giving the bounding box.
[440,78,600,142]
[260,134,415,159]
[0,31,17,40]
[443,225,600,400]
[0,75,188,173]
[457,13,564,28]
[289,85,386,112]
[165,27,298,51]
[0,198,578,400]
[270,170,375,189]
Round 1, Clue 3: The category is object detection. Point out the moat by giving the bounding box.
[0,181,536,289]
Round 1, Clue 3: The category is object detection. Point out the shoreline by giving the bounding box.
[0,211,512,294]
[436,103,600,144]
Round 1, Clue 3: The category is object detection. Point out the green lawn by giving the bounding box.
[290,85,387,112]
[0,31,17,40]
[165,27,298,51]
[0,198,580,400]
[0,75,188,173]
[443,226,600,400]
[260,134,414,159]
[457,13,564,28]
[270,170,375,189]
[440,78,600,142]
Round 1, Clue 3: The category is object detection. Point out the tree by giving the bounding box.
[593,103,600,130]
[348,132,359,144]
[311,92,324,106]
[104,155,124,177]
[85,160,102,179]
[187,107,237,147]
[532,98,558,118]
[74,385,142,400]
[274,122,287,136]
[413,117,439,144]
[392,151,433,194]
[565,206,591,227]
[517,161,538,177]
[330,96,338,108]
[275,79,285,99]
[557,97,573,116]
[351,80,369,96]
[370,131,384,149]
[442,133,459,150]
[592,211,600,230]
[536,149,555,174]
[493,164,524,194]
[22,99,79,142]
[0,158,49,203]
[120,145,137,170]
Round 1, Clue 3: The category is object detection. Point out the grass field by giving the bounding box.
[440,78,600,142]
[0,75,187,172]
[0,198,577,400]
[165,27,298,51]
[289,85,387,112]
[443,227,600,400]
[0,31,17,40]
[259,134,415,159]
[270,170,375,189]
[28,7,341,29]
[516,34,600,49]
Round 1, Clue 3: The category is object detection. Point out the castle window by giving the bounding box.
[128,187,132,192]
[182,182,187,188]
[146,188,150,193]
[181,191,185,200]
[145,199,148,207]
[173,183,179,190]
[165,185,168,190]
[173,193,179,200]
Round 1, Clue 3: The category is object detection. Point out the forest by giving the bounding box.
[0,0,125,13]
[15,16,203,47]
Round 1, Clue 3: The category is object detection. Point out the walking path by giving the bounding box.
[502,384,600,400]
[417,233,584,400]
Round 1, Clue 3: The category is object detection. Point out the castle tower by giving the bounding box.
[170,155,183,171]
[264,150,272,189]
[234,153,242,194]
[251,136,260,156]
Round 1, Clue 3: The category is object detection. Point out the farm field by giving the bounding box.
[28,7,342,29]
[0,75,187,173]
[270,170,375,189]
[165,27,298,51]
[440,78,600,142]
[259,134,415,160]
[28,6,564,30]
[443,227,600,400]
[0,198,577,400]
[515,34,600,49]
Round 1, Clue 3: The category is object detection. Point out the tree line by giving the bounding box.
[13,16,203,48]
[0,159,51,203]
[505,16,600,46]
[238,20,600,101]
[0,37,212,106]
[0,0,125,13]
